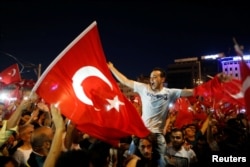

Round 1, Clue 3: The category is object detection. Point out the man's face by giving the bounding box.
[150,70,164,91]
[184,126,196,137]
[19,126,34,142]
[138,138,153,159]
[171,131,185,150]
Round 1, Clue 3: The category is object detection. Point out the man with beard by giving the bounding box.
[165,128,197,167]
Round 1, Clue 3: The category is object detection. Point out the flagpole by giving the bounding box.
[37,64,42,80]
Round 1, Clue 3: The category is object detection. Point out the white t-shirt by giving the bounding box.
[134,82,181,133]
[13,147,33,165]
[166,146,197,166]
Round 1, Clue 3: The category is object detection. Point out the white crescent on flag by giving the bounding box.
[72,66,124,111]
[10,68,16,77]
[72,66,113,106]
[0,64,21,84]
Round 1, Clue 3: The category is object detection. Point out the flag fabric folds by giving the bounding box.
[32,21,150,145]
[0,64,21,85]
[239,59,250,120]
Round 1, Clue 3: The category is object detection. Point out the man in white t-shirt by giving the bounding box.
[108,62,193,167]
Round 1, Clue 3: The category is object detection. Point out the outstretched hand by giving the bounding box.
[50,104,65,131]
[107,61,114,69]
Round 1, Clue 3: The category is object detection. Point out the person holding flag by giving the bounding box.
[31,21,150,147]
[107,62,194,167]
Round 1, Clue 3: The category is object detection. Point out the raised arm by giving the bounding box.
[43,104,65,167]
[180,88,194,97]
[107,62,134,89]
[6,100,32,129]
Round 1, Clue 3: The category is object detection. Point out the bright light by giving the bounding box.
[239,108,246,113]
[201,53,224,60]
[233,55,250,61]
[168,103,173,108]
[0,92,7,101]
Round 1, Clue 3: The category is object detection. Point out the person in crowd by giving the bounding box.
[53,140,114,167]
[1,100,33,156]
[88,140,114,167]
[27,126,54,167]
[193,135,211,167]
[182,114,210,149]
[43,104,65,167]
[124,133,160,167]
[64,121,84,151]
[206,119,221,152]
[165,128,197,167]
[12,124,34,167]
[108,62,194,167]
[54,149,91,167]
[2,132,20,157]
[18,110,31,126]
[117,136,133,167]
[30,109,50,129]
[163,111,177,147]
[219,116,249,154]
[0,155,18,167]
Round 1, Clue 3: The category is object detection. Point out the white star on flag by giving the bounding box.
[106,95,124,111]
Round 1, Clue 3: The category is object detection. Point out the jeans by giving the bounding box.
[155,133,167,167]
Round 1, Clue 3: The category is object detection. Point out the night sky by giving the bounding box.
[1,0,250,80]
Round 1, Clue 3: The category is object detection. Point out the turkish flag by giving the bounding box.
[0,64,21,85]
[173,97,194,129]
[221,78,245,107]
[32,21,150,145]
[239,59,250,119]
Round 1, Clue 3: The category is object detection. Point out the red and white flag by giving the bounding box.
[32,21,150,145]
[0,64,21,85]
[233,39,250,119]
[239,59,250,119]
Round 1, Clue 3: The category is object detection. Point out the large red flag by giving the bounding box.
[32,21,150,145]
[0,64,21,85]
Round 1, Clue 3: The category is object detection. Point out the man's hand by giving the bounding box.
[50,104,65,131]
[107,61,114,69]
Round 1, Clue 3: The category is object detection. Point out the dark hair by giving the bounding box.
[133,133,160,162]
[55,149,90,167]
[88,141,112,167]
[133,133,157,148]
[0,156,18,167]
[152,67,166,78]
[171,128,184,138]
[182,123,197,131]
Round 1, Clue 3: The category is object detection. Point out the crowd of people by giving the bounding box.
[0,62,249,167]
